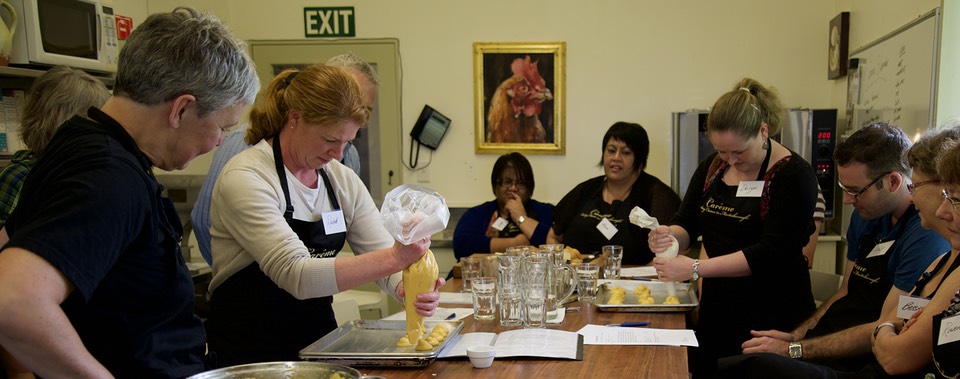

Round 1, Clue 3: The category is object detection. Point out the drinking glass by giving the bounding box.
[522,254,549,328]
[603,245,623,279]
[461,256,481,292]
[480,255,500,281]
[577,263,600,303]
[498,281,523,326]
[471,277,497,321]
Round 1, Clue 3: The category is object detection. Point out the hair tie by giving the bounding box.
[739,87,751,93]
[284,71,300,85]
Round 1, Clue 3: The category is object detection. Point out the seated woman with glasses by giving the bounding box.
[452,152,554,263]
[548,121,681,265]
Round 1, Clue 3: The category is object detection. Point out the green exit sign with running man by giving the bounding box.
[304,7,355,37]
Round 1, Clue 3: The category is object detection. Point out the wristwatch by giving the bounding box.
[788,341,803,359]
[517,215,526,225]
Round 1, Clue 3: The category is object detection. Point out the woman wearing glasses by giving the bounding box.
[547,121,680,265]
[453,152,554,261]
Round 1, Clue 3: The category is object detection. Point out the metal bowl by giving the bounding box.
[186,361,364,379]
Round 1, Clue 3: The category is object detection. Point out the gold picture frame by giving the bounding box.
[474,42,565,155]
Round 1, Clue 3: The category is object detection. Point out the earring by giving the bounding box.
[763,139,770,150]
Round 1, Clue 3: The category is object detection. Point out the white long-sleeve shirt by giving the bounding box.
[208,139,400,299]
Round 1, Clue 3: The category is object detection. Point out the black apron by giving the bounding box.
[206,135,347,367]
[693,142,816,374]
[808,206,917,339]
[928,297,960,379]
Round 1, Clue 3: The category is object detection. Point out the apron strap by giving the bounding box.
[271,134,296,221]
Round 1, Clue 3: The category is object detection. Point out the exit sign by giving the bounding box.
[304,7,355,37]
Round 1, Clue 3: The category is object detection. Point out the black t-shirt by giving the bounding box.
[552,172,680,265]
[5,108,205,378]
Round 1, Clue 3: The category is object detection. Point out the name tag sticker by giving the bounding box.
[938,313,960,346]
[897,295,930,320]
[736,181,764,197]
[322,210,347,234]
[597,218,618,240]
[492,217,509,231]
[867,240,895,258]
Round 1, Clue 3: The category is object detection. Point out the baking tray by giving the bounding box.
[299,319,464,368]
[595,279,698,312]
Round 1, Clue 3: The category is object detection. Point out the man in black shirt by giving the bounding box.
[0,7,258,378]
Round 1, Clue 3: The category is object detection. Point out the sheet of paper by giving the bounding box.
[381,307,473,321]
[620,266,658,278]
[576,324,698,347]
[439,291,474,304]
[439,329,581,359]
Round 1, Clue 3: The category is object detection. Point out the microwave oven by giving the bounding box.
[7,0,118,73]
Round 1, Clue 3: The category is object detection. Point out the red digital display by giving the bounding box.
[818,131,832,139]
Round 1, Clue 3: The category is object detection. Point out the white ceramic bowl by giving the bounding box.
[466,345,496,368]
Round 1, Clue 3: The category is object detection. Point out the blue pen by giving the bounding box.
[445,313,457,320]
[606,321,650,327]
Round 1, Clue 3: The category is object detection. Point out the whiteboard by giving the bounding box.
[848,8,941,139]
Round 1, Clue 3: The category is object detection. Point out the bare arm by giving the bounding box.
[0,248,113,378]
[873,270,960,374]
[489,234,530,253]
[547,227,562,245]
[800,286,907,359]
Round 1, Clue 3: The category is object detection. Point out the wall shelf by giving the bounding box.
[0,65,115,88]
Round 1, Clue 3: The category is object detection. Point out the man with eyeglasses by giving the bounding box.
[728,122,947,374]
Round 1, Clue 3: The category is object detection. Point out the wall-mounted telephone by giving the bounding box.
[409,105,451,150]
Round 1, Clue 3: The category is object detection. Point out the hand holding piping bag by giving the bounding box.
[630,207,679,297]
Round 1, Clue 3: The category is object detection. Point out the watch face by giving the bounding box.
[789,342,802,359]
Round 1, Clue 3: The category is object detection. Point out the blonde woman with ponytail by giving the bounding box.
[204,64,441,366]
[649,78,819,375]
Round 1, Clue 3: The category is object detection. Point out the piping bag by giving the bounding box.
[380,185,449,347]
[629,207,679,297]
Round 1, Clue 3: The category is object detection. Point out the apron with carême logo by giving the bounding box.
[206,134,346,367]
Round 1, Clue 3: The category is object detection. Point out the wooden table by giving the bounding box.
[361,278,689,378]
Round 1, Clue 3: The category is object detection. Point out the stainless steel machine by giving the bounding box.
[671,108,839,219]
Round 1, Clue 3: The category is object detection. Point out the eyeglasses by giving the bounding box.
[942,188,960,210]
[907,178,940,194]
[498,179,527,190]
[838,172,890,201]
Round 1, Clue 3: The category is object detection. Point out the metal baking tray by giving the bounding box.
[299,319,464,368]
[595,280,699,312]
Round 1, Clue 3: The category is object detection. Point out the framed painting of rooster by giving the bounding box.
[474,42,565,155]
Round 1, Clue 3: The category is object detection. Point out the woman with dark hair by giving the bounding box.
[453,152,554,261]
[548,121,680,265]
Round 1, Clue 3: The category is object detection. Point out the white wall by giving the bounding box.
[132,0,954,208]
[135,0,835,207]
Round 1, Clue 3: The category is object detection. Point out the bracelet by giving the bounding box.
[691,259,701,281]
[873,322,897,338]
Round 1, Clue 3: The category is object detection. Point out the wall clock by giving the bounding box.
[829,12,850,79]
